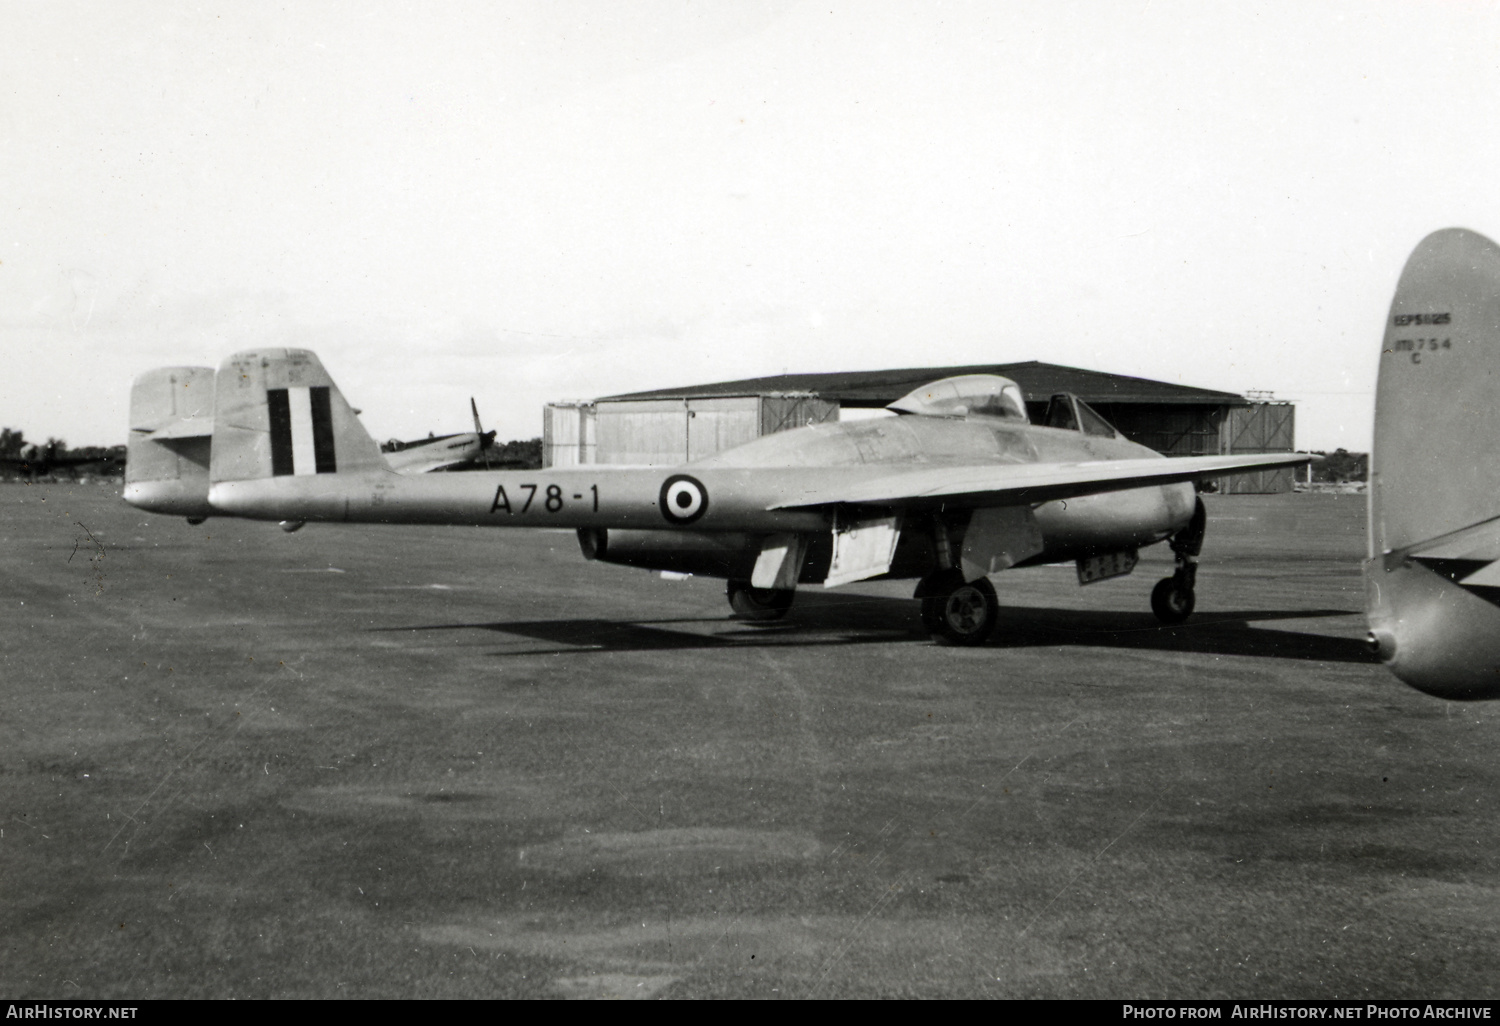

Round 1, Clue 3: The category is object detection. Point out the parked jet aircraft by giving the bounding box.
[1366,227,1500,699]
[126,349,1307,643]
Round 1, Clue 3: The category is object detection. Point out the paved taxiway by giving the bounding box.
[2,484,1497,999]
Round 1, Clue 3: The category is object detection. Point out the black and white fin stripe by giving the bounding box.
[267,386,338,476]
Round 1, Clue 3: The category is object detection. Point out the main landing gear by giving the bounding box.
[727,579,795,621]
[1151,497,1206,625]
[916,569,999,646]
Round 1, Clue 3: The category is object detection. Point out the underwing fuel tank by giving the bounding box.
[1367,228,1500,699]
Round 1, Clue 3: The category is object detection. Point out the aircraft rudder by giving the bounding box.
[1371,228,1500,554]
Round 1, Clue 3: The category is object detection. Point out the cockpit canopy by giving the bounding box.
[887,375,1030,421]
[1042,393,1121,438]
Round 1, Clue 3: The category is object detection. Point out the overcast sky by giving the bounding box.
[6,0,1499,451]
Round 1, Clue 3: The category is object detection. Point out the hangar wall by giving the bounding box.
[544,363,1295,493]
[1217,402,1296,494]
[542,394,837,467]
[1088,401,1296,493]
[541,402,595,468]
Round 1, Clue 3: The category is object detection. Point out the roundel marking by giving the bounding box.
[659,474,709,524]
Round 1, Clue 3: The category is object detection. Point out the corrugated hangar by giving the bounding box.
[543,361,1295,493]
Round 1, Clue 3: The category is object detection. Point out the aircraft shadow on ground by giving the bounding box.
[373,592,1374,663]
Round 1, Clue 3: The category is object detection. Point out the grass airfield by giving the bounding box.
[2,483,1498,1000]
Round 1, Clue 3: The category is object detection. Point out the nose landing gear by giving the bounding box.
[1152,497,1206,625]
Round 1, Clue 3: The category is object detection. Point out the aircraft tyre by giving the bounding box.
[727,579,795,621]
[919,598,944,634]
[1151,576,1195,624]
[923,576,999,646]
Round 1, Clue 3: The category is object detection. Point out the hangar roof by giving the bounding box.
[600,361,1251,408]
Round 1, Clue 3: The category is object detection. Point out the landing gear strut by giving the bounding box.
[1151,497,1206,625]
[727,579,795,621]
[917,569,999,646]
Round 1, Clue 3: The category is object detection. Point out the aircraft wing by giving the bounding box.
[767,451,1311,511]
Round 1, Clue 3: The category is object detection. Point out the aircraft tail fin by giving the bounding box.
[209,349,389,483]
[1368,227,1500,698]
[123,366,216,518]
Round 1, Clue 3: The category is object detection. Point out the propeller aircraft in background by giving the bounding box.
[380,399,498,474]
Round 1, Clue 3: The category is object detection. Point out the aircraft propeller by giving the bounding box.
[471,397,497,470]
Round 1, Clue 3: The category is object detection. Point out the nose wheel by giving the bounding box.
[1150,576,1195,624]
[919,574,999,646]
[1151,496,1205,625]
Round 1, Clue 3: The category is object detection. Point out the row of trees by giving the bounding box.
[491,438,543,469]
[1310,449,1367,483]
[0,427,63,456]
[0,426,540,478]
[0,427,127,479]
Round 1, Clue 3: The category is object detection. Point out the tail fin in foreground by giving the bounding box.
[1368,228,1500,698]
[209,349,388,484]
[123,366,216,518]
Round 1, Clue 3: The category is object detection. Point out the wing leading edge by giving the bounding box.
[766,451,1311,511]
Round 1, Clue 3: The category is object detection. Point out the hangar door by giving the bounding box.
[1218,403,1296,493]
[592,397,761,465]
[759,395,839,435]
[542,402,596,468]
[1088,403,1224,457]
[686,397,762,462]
[590,395,838,465]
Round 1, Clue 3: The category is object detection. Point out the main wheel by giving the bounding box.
[1151,576,1195,624]
[727,579,795,621]
[922,576,999,646]
[919,596,945,634]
